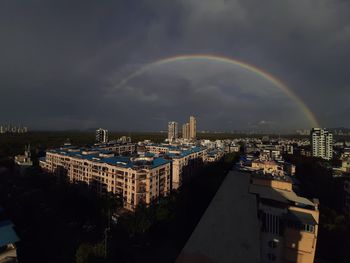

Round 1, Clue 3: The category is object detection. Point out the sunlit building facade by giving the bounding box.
[96,128,109,143]
[182,123,190,140]
[168,121,178,142]
[144,144,207,189]
[311,128,333,160]
[189,116,196,140]
[40,147,171,211]
[250,173,319,263]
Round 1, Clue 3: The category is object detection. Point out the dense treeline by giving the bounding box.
[0,131,166,157]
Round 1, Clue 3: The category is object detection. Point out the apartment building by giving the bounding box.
[250,172,319,263]
[182,123,190,140]
[189,116,196,140]
[206,150,225,163]
[311,128,333,160]
[166,147,207,189]
[40,147,171,211]
[168,121,178,142]
[96,128,109,143]
[144,144,207,190]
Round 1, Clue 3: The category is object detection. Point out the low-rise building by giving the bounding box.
[14,145,33,174]
[250,172,319,263]
[14,145,33,166]
[206,150,224,163]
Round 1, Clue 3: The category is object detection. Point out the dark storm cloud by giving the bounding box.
[0,0,349,131]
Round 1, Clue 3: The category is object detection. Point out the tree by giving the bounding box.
[75,243,105,263]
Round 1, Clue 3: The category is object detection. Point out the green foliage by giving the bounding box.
[75,242,105,263]
[0,168,110,262]
[223,152,238,166]
[121,204,153,237]
[320,206,346,231]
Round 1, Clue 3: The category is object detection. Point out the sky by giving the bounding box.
[1,0,350,132]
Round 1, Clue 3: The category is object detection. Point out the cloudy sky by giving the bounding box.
[1,0,349,132]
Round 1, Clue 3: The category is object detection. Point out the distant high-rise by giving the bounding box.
[311,128,333,160]
[168,121,178,142]
[96,128,108,143]
[182,123,190,140]
[189,116,197,140]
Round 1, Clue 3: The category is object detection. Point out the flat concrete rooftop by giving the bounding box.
[177,171,260,263]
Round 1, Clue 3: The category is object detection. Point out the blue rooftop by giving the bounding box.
[47,148,170,169]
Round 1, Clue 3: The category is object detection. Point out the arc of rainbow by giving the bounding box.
[116,54,319,127]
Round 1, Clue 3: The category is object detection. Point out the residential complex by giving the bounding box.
[311,128,333,160]
[167,121,178,142]
[96,128,109,143]
[40,144,172,211]
[40,141,210,210]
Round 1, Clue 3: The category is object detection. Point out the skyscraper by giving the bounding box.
[182,123,190,140]
[189,116,197,140]
[96,128,108,143]
[168,121,178,142]
[311,128,333,160]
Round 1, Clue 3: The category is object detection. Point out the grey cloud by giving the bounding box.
[0,0,349,131]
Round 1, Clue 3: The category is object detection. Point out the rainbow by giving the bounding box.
[116,54,319,127]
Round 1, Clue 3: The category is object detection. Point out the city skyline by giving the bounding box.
[2,2,350,263]
[1,1,350,131]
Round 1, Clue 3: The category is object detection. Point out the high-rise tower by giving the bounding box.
[96,128,109,143]
[182,123,190,140]
[189,116,197,140]
[168,121,178,142]
[311,128,333,160]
